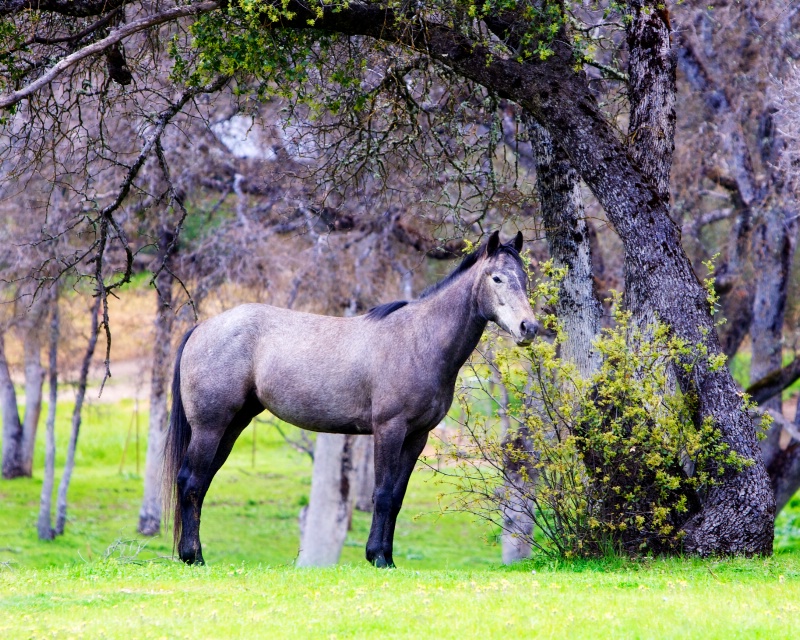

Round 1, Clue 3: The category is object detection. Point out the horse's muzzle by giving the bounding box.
[516,319,540,345]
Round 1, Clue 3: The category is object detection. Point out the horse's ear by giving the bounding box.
[487,230,501,256]
[512,231,524,252]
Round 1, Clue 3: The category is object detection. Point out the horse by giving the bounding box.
[163,230,539,567]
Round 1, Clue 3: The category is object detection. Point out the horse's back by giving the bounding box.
[181,304,377,434]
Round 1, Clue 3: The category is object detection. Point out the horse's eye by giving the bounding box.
[492,276,502,283]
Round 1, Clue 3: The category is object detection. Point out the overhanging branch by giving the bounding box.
[0,1,220,109]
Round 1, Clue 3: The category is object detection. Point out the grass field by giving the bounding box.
[3,397,800,637]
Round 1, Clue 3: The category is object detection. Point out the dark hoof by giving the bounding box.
[179,546,205,565]
[370,553,395,569]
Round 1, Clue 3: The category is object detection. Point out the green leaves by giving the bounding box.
[445,278,748,558]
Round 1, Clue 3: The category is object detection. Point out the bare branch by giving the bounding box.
[0,1,220,110]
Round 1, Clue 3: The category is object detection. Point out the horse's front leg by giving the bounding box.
[366,421,406,568]
[366,425,429,568]
[381,430,429,567]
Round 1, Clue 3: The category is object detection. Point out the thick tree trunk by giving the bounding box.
[54,295,101,536]
[296,432,357,567]
[765,403,800,514]
[0,331,25,479]
[37,291,59,540]
[138,229,175,536]
[624,0,676,326]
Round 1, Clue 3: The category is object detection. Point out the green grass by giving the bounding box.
[3,399,800,637]
[0,399,497,570]
[1,558,800,638]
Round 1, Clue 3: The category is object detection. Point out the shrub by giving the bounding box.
[437,276,753,558]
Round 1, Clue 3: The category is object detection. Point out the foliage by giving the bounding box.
[439,270,751,558]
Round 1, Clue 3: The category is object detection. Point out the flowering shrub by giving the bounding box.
[438,271,753,558]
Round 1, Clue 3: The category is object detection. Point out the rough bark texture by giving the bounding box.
[530,122,603,378]
[0,331,25,479]
[296,432,357,567]
[624,0,676,326]
[55,295,101,536]
[626,0,676,205]
[37,292,59,540]
[138,228,175,536]
[750,204,797,412]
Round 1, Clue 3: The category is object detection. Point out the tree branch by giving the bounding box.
[0,1,220,109]
[746,357,800,405]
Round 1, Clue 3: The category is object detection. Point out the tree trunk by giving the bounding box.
[296,432,357,567]
[496,369,533,564]
[0,331,25,479]
[765,402,800,514]
[353,435,375,513]
[530,121,603,379]
[20,321,45,476]
[495,122,603,564]
[54,294,101,536]
[138,228,175,536]
[623,0,676,327]
[37,290,59,540]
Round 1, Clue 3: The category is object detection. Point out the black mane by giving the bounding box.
[419,242,522,299]
[365,300,409,320]
[364,238,523,321]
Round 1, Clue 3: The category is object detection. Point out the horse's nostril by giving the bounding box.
[521,320,538,337]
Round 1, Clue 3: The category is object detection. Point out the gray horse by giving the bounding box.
[164,230,538,567]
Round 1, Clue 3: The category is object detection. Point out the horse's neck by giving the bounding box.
[416,272,486,378]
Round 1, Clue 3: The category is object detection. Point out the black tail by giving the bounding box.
[163,325,197,554]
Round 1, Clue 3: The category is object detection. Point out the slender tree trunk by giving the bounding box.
[0,331,25,479]
[296,432,358,566]
[765,400,800,514]
[20,322,45,476]
[54,294,101,536]
[37,290,60,540]
[750,205,797,411]
[353,435,375,513]
[138,228,175,536]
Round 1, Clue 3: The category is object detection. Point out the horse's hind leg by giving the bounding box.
[177,395,263,564]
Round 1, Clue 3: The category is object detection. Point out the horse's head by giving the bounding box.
[476,230,539,346]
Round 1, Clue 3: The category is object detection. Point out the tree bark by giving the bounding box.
[0,331,25,479]
[296,432,358,567]
[138,228,175,536]
[623,0,676,326]
[37,290,59,540]
[54,294,101,536]
[495,121,603,564]
[750,205,797,410]
[20,320,45,476]
[352,435,375,513]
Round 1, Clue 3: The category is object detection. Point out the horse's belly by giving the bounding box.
[255,365,372,435]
